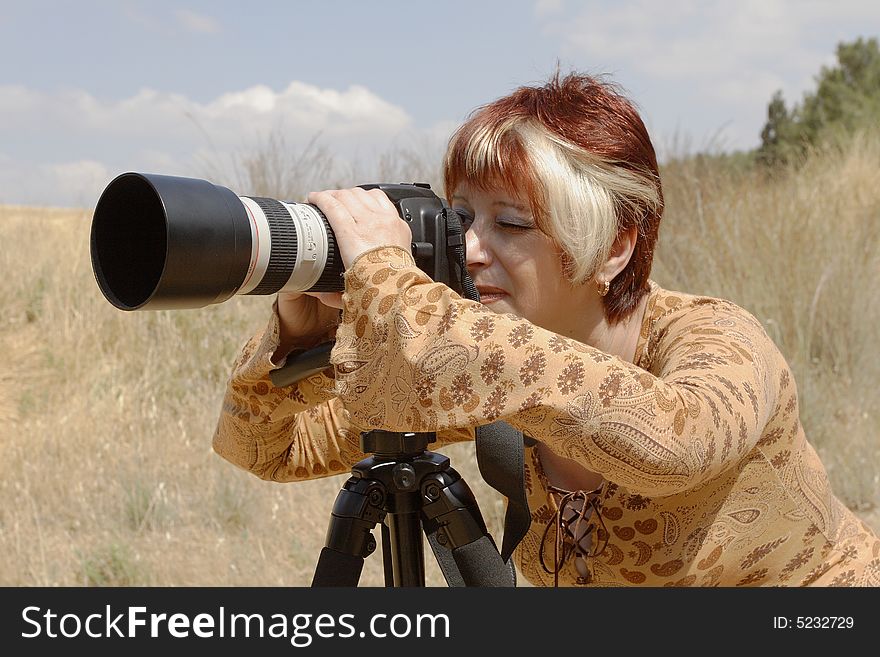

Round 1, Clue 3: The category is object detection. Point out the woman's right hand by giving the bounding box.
[273,290,344,364]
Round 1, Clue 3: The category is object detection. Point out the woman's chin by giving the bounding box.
[479,296,516,316]
[479,293,507,306]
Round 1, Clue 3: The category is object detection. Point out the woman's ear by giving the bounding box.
[597,225,638,282]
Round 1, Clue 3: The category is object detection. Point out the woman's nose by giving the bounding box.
[465,225,491,269]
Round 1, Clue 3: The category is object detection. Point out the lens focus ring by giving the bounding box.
[248,197,298,295]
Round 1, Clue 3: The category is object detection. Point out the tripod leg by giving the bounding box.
[386,510,426,586]
[421,471,516,587]
[380,523,393,587]
[311,476,385,587]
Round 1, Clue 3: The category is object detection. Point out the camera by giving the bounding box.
[90,172,474,310]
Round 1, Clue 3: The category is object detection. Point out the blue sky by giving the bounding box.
[1,0,877,207]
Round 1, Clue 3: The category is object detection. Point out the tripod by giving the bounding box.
[311,429,516,587]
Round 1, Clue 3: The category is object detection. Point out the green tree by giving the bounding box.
[759,90,797,166]
[758,36,880,166]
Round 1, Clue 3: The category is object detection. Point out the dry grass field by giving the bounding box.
[0,132,877,586]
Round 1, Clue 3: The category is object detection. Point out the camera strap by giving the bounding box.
[442,207,479,302]
[475,422,533,564]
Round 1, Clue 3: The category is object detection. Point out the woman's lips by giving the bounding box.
[476,287,507,304]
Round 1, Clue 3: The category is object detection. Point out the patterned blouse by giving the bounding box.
[213,246,880,586]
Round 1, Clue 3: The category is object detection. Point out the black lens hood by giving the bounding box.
[90,172,252,310]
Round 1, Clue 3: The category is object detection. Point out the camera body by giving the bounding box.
[358,182,469,298]
[90,173,473,311]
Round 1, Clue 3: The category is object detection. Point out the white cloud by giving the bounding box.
[424,119,460,145]
[0,156,109,208]
[0,81,415,206]
[48,160,112,208]
[543,0,831,80]
[174,9,221,34]
[203,82,412,137]
[123,6,221,37]
[537,0,880,151]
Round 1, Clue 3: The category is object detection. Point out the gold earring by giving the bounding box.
[597,279,610,297]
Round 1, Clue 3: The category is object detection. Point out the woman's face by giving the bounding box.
[452,182,600,339]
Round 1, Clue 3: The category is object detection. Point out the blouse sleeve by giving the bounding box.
[330,246,784,497]
[212,300,472,482]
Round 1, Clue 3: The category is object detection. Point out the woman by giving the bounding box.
[214,72,880,586]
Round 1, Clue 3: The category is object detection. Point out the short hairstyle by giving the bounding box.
[443,71,663,323]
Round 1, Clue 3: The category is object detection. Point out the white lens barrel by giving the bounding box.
[237,197,330,295]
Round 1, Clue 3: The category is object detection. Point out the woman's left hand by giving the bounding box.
[307,187,412,270]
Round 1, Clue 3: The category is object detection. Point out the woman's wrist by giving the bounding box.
[272,294,341,366]
[274,310,339,366]
[273,329,335,366]
[347,244,416,272]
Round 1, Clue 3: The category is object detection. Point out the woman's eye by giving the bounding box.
[454,210,533,233]
[456,210,474,229]
[497,218,533,231]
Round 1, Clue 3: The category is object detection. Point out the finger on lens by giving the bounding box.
[307,190,341,210]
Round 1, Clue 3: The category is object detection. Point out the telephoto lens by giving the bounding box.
[90,172,345,310]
